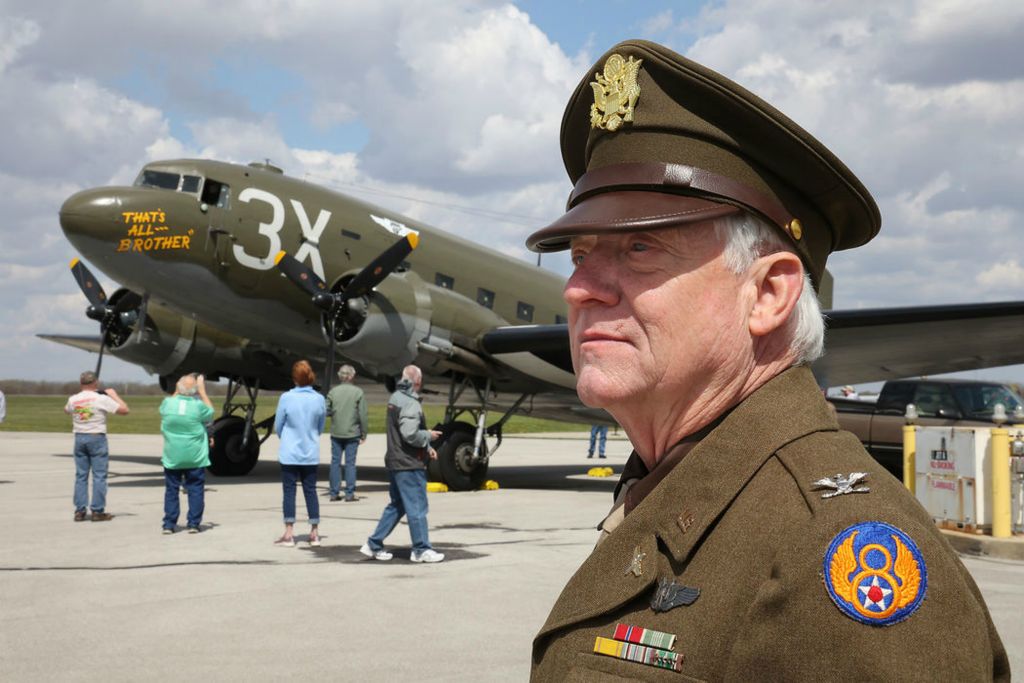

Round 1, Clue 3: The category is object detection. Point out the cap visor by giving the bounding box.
[527,191,740,252]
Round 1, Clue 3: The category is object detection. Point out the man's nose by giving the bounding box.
[563,254,619,308]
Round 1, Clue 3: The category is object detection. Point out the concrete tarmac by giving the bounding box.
[0,432,1020,680]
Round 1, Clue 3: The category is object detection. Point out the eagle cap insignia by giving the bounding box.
[590,53,643,131]
[823,521,927,626]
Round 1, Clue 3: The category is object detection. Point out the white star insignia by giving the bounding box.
[858,576,893,610]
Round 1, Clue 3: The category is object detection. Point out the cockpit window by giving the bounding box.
[135,170,180,190]
[201,179,231,209]
[181,175,201,194]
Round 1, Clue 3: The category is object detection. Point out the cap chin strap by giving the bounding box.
[568,162,797,241]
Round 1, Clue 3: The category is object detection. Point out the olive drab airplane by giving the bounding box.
[49,159,1024,489]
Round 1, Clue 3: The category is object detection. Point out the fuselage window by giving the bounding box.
[517,301,534,322]
[436,273,454,289]
[201,179,231,209]
[477,288,495,309]
[181,175,202,194]
[136,170,180,190]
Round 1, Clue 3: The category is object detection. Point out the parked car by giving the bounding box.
[830,379,1024,477]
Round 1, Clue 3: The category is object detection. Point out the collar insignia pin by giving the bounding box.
[626,545,646,577]
[651,577,700,612]
[811,472,870,498]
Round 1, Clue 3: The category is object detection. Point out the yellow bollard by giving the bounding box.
[902,425,916,494]
[991,428,1011,538]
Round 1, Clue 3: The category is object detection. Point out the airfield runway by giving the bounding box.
[1,431,1021,680]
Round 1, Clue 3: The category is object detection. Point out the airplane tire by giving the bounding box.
[436,423,488,491]
[207,416,260,476]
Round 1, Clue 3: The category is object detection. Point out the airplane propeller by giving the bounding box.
[274,232,419,393]
[69,258,140,378]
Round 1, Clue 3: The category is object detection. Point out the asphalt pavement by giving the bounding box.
[0,431,1019,680]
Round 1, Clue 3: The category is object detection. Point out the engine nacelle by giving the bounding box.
[106,288,296,390]
[332,270,504,378]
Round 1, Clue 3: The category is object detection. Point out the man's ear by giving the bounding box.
[747,251,804,337]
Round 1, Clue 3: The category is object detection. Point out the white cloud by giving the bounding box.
[0,15,38,73]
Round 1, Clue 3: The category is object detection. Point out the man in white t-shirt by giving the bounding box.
[64,371,130,521]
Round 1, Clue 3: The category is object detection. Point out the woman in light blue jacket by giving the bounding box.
[273,360,326,547]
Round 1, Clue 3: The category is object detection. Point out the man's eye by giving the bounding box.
[630,242,650,252]
[571,253,585,265]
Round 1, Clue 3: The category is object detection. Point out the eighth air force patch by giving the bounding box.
[823,521,928,626]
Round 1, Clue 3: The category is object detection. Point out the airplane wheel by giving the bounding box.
[436,423,488,491]
[207,416,260,476]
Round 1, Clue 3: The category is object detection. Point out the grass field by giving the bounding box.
[0,395,589,434]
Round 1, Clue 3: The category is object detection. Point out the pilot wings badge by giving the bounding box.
[590,53,642,131]
[823,521,927,626]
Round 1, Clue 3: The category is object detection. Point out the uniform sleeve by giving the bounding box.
[723,513,1009,681]
[398,401,430,448]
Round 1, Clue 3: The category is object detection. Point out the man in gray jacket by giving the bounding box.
[326,364,368,502]
[360,365,445,563]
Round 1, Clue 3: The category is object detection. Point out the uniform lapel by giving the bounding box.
[536,367,837,640]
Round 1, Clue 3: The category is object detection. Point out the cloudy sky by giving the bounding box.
[1,0,1023,387]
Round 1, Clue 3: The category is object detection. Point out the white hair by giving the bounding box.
[338,364,356,381]
[401,365,423,385]
[713,212,825,365]
[176,375,198,396]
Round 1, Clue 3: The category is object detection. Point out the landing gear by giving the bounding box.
[428,375,528,491]
[207,377,274,476]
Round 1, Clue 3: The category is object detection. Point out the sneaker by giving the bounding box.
[411,548,445,563]
[308,535,321,547]
[162,527,175,535]
[344,494,356,502]
[329,495,342,502]
[599,454,607,459]
[359,542,392,561]
[187,526,201,534]
[90,511,114,522]
[586,453,594,458]
[274,536,296,547]
[74,510,87,522]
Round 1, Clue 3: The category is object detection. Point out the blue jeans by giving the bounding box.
[329,437,359,497]
[589,425,608,456]
[281,464,320,524]
[73,433,108,512]
[163,467,205,529]
[367,469,431,552]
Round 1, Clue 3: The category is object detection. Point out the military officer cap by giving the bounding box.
[526,39,881,286]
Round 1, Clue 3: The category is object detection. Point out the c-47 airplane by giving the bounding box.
[50,158,1024,489]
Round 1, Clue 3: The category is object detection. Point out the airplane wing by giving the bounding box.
[816,301,1024,386]
[36,334,104,354]
[477,300,1024,388]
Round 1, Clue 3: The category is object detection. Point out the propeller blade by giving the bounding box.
[344,232,418,299]
[95,324,108,378]
[70,257,108,309]
[274,251,329,301]
[322,318,337,396]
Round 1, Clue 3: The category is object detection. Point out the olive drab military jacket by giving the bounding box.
[531,367,1009,681]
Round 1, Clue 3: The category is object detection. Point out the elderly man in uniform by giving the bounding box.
[527,41,1008,681]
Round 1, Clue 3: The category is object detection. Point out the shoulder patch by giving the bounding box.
[823,521,927,626]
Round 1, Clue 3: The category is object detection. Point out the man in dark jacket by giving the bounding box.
[360,365,445,563]
[525,39,1008,681]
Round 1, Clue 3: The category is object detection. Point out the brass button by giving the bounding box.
[789,218,803,240]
